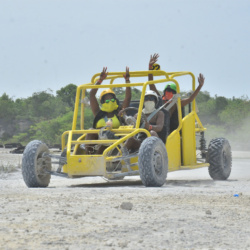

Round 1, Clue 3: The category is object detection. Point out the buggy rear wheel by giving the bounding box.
[138,137,168,187]
[22,140,51,187]
[207,138,232,180]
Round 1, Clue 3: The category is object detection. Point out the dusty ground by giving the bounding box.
[0,149,250,250]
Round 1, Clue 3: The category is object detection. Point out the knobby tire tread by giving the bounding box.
[138,137,168,187]
[22,140,51,188]
[207,138,232,180]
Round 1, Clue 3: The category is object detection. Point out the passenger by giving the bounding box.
[148,53,205,116]
[85,67,131,154]
[123,90,165,152]
[148,54,205,132]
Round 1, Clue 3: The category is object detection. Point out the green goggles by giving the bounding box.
[105,98,115,103]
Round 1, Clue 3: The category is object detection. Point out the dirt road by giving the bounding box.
[0,150,250,250]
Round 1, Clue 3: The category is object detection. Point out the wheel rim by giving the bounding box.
[37,157,50,178]
[153,151,163,175]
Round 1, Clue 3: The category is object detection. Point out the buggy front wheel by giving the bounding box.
[22,140,51,188]
[138,137,168,187]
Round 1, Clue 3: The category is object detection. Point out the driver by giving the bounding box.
[85,67,131,154]
[123,90,165,152]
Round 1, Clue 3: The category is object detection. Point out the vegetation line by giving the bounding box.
[0,84,249,150]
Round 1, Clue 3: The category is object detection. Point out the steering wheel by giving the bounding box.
[119,107,147,128]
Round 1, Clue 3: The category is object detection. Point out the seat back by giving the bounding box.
[158,108,170,144]
[170,106,185,133]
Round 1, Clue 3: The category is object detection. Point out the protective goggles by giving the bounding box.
[144,96,156,102]
[104,98,115,103]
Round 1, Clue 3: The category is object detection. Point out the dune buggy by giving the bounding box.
[22,69,232,187]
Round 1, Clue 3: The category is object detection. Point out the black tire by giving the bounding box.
[138,137,168,187]
[22,140,51,188]
[207,138,232,180]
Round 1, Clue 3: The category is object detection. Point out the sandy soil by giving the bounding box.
[0,149,250,250]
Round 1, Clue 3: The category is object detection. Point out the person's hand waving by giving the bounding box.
[149,53,159,69]
[123,66,130,82]
[98,67,108,84]
[198,73,205,87]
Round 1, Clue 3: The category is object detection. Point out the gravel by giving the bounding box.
[0,149,250,250]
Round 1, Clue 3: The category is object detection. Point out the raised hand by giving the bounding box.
[198,73,205,87]
[99,67,108,82]
[149,53,159,69]
[123,66,130,81]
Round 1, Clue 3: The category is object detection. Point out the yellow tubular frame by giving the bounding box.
[61,70,207,176]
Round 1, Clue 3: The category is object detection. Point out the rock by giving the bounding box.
[120,202,133,210]
[206,210,212,215]
[105,240,113,246]
[118,241,128,248]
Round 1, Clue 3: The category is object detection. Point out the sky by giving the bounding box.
[0,0,250,100]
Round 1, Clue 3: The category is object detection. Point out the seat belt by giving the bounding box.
[141,94,180,128]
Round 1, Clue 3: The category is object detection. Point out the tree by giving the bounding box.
[219,97,250,129]
[196,91,211,103]
[25,90,67,120]
[113,87,125,101]
[215,96,228,114]
[56,84,77,110]
[113,87,142,101]
[0,93,16,120]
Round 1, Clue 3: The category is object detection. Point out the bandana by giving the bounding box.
[100,100,118,113]
[143,101,156,114]
[162,91,173,102]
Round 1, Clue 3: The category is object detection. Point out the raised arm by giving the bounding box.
[121,66,132,109]
[148,53,161,96]
[181,73,205,107]
[90,67,108,116]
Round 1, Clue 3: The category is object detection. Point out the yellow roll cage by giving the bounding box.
[61,70,207,176]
